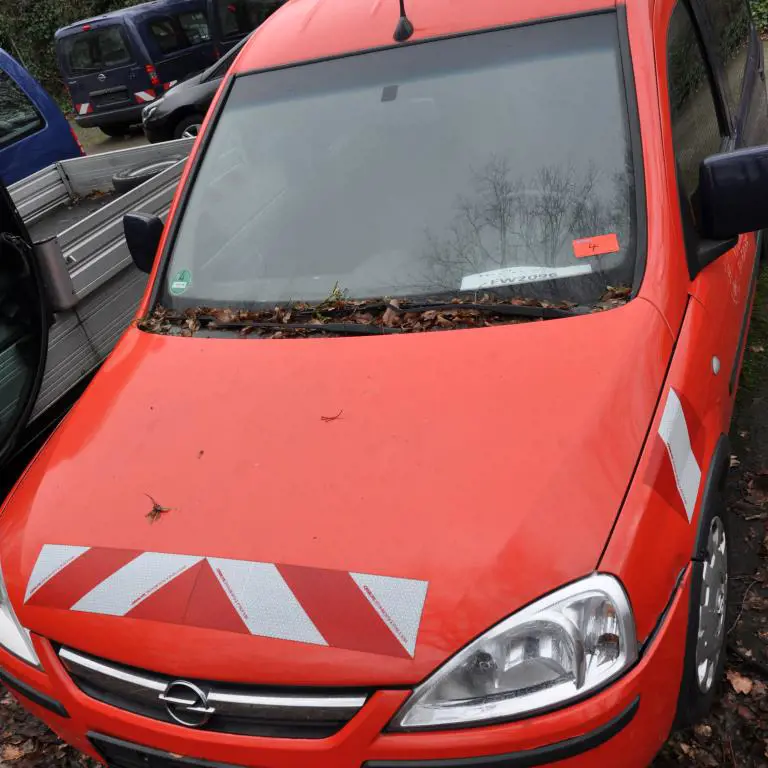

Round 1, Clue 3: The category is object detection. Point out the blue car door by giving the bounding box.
[0,50,82,185]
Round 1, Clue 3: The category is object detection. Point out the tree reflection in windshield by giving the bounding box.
[416,157,634,305]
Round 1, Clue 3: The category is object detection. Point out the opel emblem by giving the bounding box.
[97,73,106,82]
[159,680,215,727]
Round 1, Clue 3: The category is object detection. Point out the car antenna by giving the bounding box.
[393,0,414,42]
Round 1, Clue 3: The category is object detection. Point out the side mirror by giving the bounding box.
[699,145,768,241]
[124,212,164,274]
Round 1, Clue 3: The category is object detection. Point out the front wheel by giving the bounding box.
[675,503,730,727]
[174,114,205,140]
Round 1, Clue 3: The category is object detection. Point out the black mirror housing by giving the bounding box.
[699,145,768,241]
[124,213,164,274]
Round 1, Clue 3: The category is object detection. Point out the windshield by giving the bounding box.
[162,13,639,313]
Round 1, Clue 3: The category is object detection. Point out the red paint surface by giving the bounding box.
[0,0,762,763]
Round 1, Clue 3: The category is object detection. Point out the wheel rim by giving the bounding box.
[695,516,728,692]
[181,124,201,139]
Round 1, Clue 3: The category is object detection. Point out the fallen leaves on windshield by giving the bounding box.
[137,292,607,338]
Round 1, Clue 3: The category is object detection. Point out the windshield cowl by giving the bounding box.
[138,287,632,338]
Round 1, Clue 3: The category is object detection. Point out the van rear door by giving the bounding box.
[143,11,216,90]
[59,22,144,118]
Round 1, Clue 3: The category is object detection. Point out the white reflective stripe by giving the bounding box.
[658,388,701,521]
[71,552,203,616]
[135,91,155,102]
[78,103,90,115]
[207,558,327,646]
[166,80,178,88]
[350,573,428,657]
[24,545,90,602]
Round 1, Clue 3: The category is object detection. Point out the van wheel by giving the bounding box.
[111,156,186,194]
[675,497,730,728]
[174,114,204,140]
[100,124,132,138]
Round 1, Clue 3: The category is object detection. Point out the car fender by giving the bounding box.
[599,296,729,642]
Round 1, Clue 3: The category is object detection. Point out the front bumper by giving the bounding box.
[0,570,690,768]
[142,119,174,144]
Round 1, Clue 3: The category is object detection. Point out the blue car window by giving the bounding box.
[149,18,184,55]
[62,26,132,74]
[179,11,211,45]
[0,71,44,149]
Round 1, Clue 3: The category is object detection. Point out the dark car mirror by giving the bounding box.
[699,144,768,242]
[124,212,164,274]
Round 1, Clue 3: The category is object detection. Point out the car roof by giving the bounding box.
[234,0,620,74]
[55,0,204,36]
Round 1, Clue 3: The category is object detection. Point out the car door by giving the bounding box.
[145,12,216,89]
[0,184,50,466]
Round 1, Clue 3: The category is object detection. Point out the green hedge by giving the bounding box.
[753,0,768,32]
[0,0,141,104]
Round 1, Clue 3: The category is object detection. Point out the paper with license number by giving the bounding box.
[460,264,593,291]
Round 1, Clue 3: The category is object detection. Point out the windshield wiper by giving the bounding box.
[200,320,403,336]
[393,301,578,319]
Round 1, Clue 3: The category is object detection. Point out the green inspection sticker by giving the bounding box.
[169,269,192,296]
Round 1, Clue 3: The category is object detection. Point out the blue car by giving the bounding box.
[0,49,83,185]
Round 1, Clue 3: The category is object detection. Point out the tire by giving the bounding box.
[675,495,731,727]
[173,114,205,140]
[100,123,132,138]
[111,156,186,194]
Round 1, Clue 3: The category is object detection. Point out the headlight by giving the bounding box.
[0,561,39,667]
[392,574,637,730]
[142,102,160,122]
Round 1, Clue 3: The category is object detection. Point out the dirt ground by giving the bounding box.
[68,119,147,155]
[0,278,766,765]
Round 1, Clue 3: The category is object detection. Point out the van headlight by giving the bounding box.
[391,574,637,730]
[0,562,39,667]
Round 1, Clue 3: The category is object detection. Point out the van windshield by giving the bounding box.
[163,13,640,315]
[61,26,132,75]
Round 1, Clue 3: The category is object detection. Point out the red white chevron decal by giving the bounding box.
[25,546,428,658]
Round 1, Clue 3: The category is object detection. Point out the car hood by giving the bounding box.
[3,299,671,686]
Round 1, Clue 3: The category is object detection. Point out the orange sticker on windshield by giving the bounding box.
[573,234,620,258]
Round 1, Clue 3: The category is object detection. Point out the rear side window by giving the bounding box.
[179,11,211,44]
[0,71,44,148]
[700,0,752,110]
[667,1,726,231]
[149,18,184,55]
[61,26,132,74]
[215,0,284,39]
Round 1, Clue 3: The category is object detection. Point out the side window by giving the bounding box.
[149,18,183,55]
[178,11,211,45]
[668,1,726,231]
[215,0,284,39]
[701,0,752,110]
[0,72,44,149]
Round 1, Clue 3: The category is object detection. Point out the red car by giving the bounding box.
[0,0,765,765]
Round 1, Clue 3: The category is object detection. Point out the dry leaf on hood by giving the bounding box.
[727,669,754,695]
